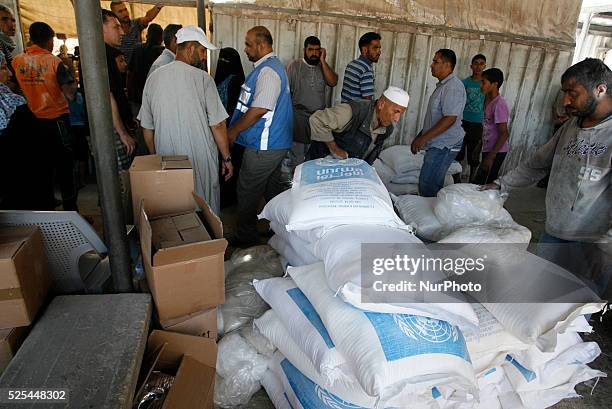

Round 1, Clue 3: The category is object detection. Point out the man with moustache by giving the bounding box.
[227,26,293,247]
[411,49,466,197]
[483,58,612,297]
[286,36,338,169]
[341,32,381,102]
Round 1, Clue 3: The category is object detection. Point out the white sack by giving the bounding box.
[269,351,438,409]
[259,189,323,243]
[253,277,348,382]
[313,224,478,331]
[288,262,477,401]
[288,158,405,231]
[268,235,315,267]
[260,370,292,409]
[393,195,444,241]
[387,182,420,196]
[379,145,424,174]
[454,246,606,351]
[465,303,530,365]
[269,221,318,265]
[504,340,603,393]
[391,172,420,185]
[372,158,396,185]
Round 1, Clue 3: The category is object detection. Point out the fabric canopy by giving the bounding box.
[18,1,197,39]
[15,0,579,44]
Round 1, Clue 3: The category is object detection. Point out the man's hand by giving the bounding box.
[120,133,136,156]
[479,182,501,191]
[320,48,327,63]
[481,153,495,170]
[410,135,426,154]
[326,140,348,159]
[222,160,234,181]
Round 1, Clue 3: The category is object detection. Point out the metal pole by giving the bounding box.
[197,0,206,32]
[73,1,132,292]
[574,12,594,64]
[12,0,24,53]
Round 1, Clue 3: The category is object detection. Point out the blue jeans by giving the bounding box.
[537,232,612,298]
[419,147,457,197]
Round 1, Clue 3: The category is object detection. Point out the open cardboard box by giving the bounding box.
[130,155,195,224]
[140,193,227,322]
[135,330,217,409]
[159,307,217,339]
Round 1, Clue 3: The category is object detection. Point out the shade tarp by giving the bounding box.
[15,0,579,44]
[212,0,580,45]
[18,1,197,39]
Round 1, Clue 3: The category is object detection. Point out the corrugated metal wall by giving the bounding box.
[210,5,574,171]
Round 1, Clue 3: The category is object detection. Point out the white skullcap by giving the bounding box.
[383,86,409,107]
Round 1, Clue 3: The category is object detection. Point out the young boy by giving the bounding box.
[475,68,509,184]
[457,54,486,182]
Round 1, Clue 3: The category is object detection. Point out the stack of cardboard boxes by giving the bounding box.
[0,226,50,373]
[130,155,227,408]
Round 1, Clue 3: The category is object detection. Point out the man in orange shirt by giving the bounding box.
[12,22,78,210]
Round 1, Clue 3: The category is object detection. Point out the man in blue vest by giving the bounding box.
[227,26,293,248]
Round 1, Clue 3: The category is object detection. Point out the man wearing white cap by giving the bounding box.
[307,86,409,164]
[138,26,233,214]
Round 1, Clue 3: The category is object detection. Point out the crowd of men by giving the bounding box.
[0,2,608,293]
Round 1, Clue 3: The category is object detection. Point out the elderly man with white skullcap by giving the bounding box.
[306,86,409,164]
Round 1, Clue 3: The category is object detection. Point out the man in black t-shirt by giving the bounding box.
[101,9,135,171]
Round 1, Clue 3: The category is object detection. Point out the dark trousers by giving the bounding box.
[37,115,78,211]
[236,148,289,243]
[456,120,483,166]
[473,152,507,185]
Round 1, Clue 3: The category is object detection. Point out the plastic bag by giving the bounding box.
[219,245,285,334]
[439,223,532,245]
[434,183,507,230]
[214,332,269,408]
[240,325,277,358]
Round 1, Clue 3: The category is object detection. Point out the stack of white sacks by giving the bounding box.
[373,145,462,195]
[255,157,606,409]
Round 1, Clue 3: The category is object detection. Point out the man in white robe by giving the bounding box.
[138,26,233,214]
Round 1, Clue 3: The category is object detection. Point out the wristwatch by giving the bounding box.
[223,155,232,163]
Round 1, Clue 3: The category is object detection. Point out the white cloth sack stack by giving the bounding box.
[287,262,477,404]
[374,145,461,196]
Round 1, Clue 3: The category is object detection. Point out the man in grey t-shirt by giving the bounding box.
[411,48,466,197]
[286,36,338,169]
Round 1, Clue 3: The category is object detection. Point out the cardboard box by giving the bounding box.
[135,330,217,409]
[160,307,217,339]
[130,155,195,223]
[0,326,29,373]
[0,226,50,329]
[140,193,227,322]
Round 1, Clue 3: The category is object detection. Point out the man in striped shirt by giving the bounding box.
[341,32,381,102]
[110,1,164,66]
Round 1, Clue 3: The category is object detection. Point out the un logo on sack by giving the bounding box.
[315,386,363,409]
[392,314,458,344]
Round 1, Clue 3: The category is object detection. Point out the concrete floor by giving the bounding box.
[75,184,609,408]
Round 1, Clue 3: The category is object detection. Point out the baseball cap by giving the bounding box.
[175,26,218,50]
[383,86,410,108]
